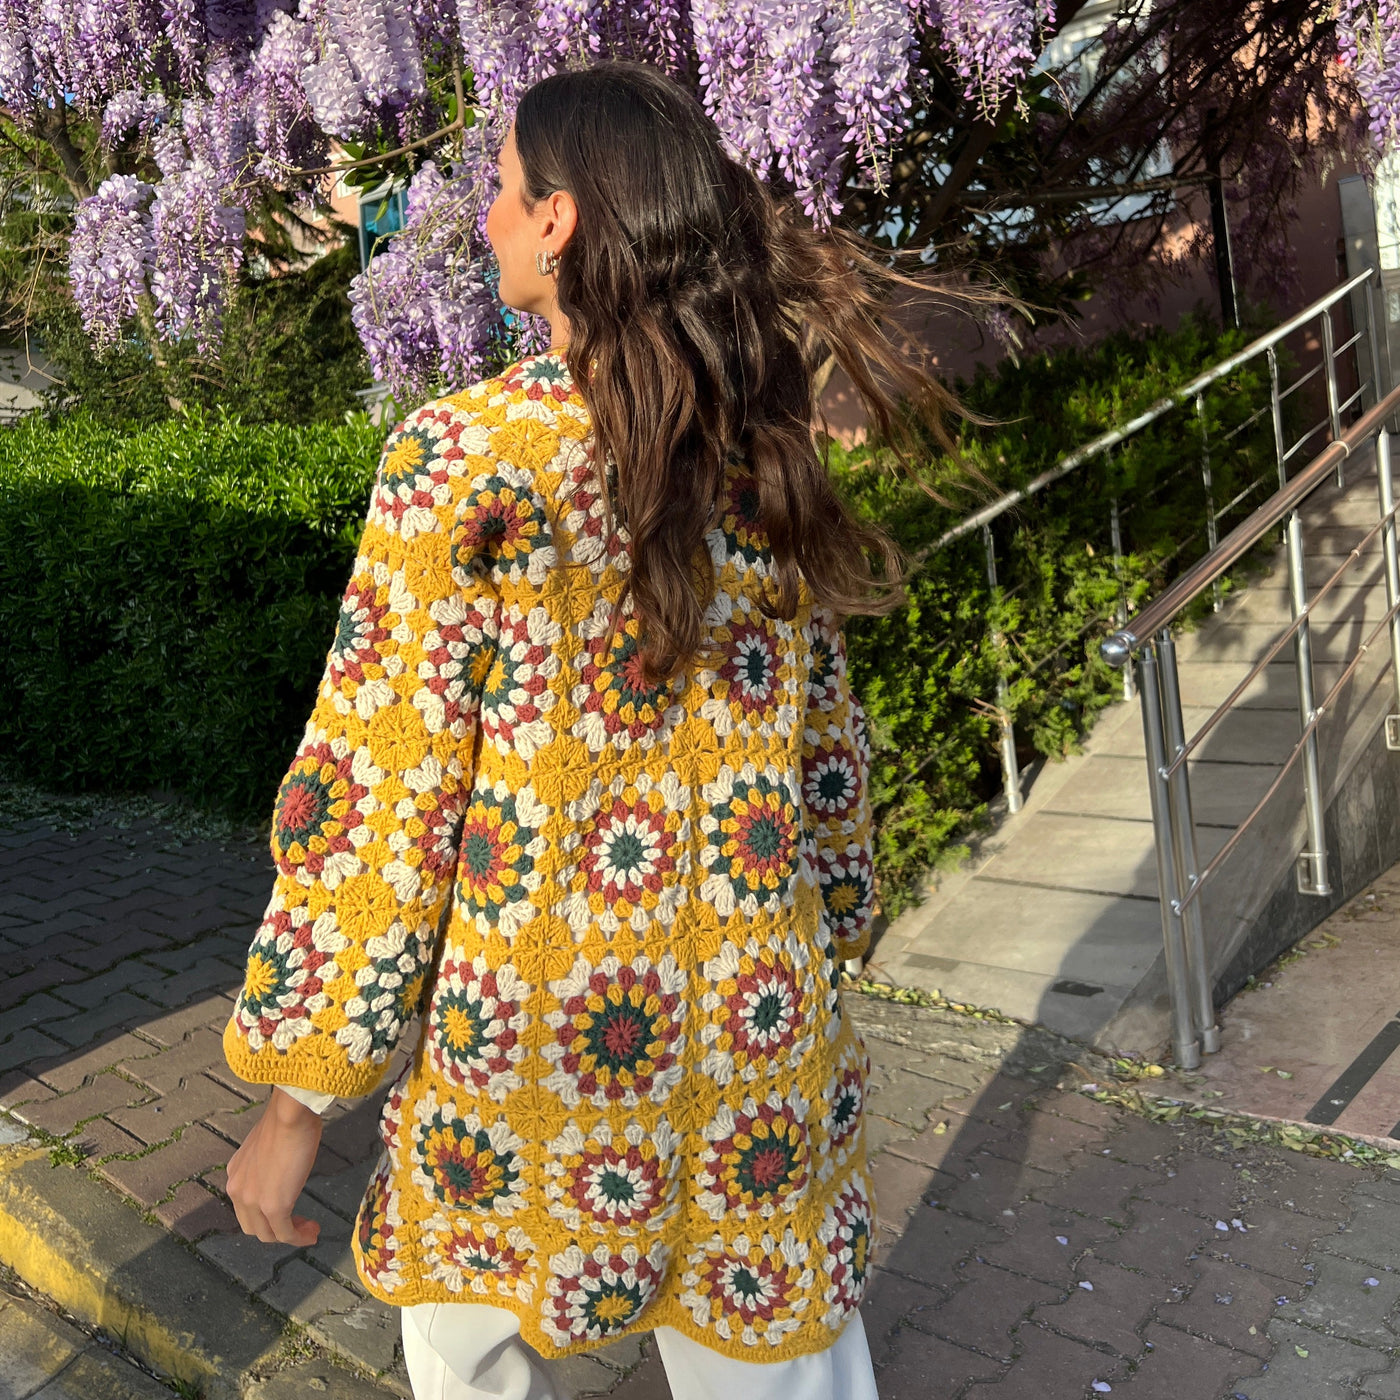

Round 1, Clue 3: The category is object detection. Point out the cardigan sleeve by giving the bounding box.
[222,403,501,1099]
[800,608,876,964]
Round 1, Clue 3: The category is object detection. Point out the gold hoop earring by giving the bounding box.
[535,249,559,276]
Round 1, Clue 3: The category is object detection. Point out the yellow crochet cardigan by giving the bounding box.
[223,349,878,1362]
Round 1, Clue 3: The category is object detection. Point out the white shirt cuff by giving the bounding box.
[275,1084,338,1114]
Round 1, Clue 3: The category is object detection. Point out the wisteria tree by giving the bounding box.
[0,0,1395,407]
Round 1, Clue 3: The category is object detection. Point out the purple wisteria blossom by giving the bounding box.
[150,160,247,350]
[102,88,170,146]
[69,174,155,347]
[761,0,846,221]
[933,0,1055,119]
[248,7,324,174]
[1336,0,1400,150]
[183,58,256,193]
[832,0,913,187]
[0,0,35,121]
[160,0,205,83]
[457,0,556,127]
[349,154,503,396]
[692,0,772,168]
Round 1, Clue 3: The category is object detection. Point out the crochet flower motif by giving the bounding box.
[455,781,548,937]
[271,740,368,884]
[328,573,391,691]
[818,1180,874,1328]
[410,1092,529,1216]
[542,1117,681,1235]
[817,842,874,950]
[356,1157,407,1294]
[698,936,816,1087]
[699,608,801,740]
[679,1229,814,1346]
[422,591,497,731]
[708,467,767,568]
[502,353,573,403]
[572,610,679,752]
[479,605,562,760]
[541,954,688,1109]
[696,1088,811,1222]
[699,765,802,917]
[374,422,454,537]
[235,901,339,1051]
[424,1213,538,1302]
[815,1040,867,1183]
[558,772,691,938]
[336,917,435,1063]
[542,1241,670,1346]
[805,617,845,714]
[426,951,529,1101]
[802,739,861,828]
[452,463,553,580]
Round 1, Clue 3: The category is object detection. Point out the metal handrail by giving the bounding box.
[930,266,1376,554]
[1094,361,1400,1074]
[1101,384,1400,664]
[914,270,1382,820]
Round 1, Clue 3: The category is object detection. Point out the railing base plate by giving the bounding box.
[1296,852,1332,896]
[1386,714,1400,751]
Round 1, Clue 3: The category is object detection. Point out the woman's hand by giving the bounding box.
[226,1087,325,1246]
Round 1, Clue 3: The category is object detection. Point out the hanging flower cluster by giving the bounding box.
[0,0,1392,398]
[1335,0,1400,150]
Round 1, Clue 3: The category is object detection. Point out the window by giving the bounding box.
[357,182,409,268]
[1034,0,1173,224]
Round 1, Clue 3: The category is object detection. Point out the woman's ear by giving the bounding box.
[540,188,579,252]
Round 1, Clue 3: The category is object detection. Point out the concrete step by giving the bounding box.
[1091,705,1302,766]
[882,878,1163,1043]
[1043,752,1292,828]
[976,810,1231,900]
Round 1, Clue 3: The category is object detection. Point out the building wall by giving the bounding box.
[818,161,1367,445]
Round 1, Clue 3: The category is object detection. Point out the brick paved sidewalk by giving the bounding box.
[4,794,1400,1398]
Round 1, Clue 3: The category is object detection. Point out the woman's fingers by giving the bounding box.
[287,1212,322,1246]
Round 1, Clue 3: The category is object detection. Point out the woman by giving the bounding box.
[223,60,961,1400]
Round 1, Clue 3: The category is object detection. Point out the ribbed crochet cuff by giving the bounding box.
[222,1019,394,1100]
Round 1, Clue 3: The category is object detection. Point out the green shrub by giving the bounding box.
[833,312,1283,915]
[0,409,382,817]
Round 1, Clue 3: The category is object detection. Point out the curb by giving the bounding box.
[0,1142,288,1400]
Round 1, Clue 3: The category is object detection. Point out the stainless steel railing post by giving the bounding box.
[1321,307,1345,486]
[1270,343,1331,893]
[1366,277,1387,409]
[1197,392,1222,613]
[1285,508,1332,895]
[983,523,1024,814]
[1110,496,1136,701]
[1157,631,1221,1054]
[1377,427,1400,732]
[1138,637,1202,1070]
[1268,345,1289,489]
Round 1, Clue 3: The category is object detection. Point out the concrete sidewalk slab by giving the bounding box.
[0,1144,285,1400]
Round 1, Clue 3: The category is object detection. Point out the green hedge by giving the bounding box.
[0,410,382,817]
[0,314,1283,913]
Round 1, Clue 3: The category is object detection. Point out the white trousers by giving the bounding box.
[400,1301,880,1400]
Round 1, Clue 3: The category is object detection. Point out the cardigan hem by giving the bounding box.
[353,1260,866,1366]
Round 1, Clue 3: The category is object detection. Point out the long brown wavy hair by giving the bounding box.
[514,61,973,683]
